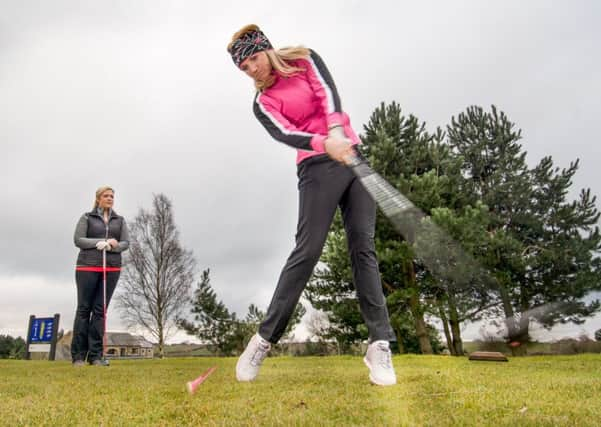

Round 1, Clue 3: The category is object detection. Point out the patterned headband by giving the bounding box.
[229,29,273,68]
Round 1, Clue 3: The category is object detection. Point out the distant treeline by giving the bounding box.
[0,334,26,359]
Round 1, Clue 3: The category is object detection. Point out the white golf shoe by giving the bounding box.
[363,340,397,386]
[236,333,271,382]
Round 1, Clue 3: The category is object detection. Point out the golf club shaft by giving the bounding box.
[345,153,489,289]
[102,248,107,359]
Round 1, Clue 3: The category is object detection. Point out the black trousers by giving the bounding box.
[71,270,119,362]
[259,155,396,344]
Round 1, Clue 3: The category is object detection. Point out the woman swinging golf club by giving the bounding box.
[227,25,397,386]
[72,186,129,366]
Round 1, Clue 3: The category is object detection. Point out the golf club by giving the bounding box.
[102,247,108,362]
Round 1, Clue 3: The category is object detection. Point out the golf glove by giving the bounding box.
[96,240,111,251]
[328,125,347,141]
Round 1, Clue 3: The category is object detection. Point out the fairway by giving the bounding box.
[1,355,600,426]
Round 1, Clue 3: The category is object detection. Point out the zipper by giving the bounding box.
[104,210,109,239]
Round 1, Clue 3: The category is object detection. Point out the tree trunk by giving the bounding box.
[511,313,529,356]
[406,261,433,354]
[515,285,531,356]
[498,284,523,356]
[409,292,433,354]
[437,300,455,355]
[447,294,464,356]
[158,335,164,359]
[499,283,515,334]
[393,326,405,354]
[499,284,530,356]
[157,302,165,358]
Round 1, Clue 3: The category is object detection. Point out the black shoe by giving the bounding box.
[90,359,110,367]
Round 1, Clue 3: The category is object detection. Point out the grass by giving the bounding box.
[1,354,600,426]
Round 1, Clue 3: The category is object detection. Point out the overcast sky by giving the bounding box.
[2,1,600,344]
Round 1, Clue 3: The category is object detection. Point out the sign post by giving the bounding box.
[25,314,60,360]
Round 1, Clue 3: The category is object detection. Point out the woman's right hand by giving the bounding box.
[96,241,110,251]
[325,136,355,165]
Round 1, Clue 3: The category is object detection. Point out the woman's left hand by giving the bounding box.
[325,137,355,165]
[107,238,119,249]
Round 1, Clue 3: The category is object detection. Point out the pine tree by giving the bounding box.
[178,269,240,356]
[521,158,601,331]
[307,102,462,354]
[447,106,601,349]
[180,270,305,355]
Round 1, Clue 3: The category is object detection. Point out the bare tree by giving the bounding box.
[116,194,195,358]
[305,310,330,342]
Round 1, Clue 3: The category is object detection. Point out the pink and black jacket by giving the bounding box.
[253,49,360,164]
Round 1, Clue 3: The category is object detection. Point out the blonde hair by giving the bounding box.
[93,186,114,209]
[228,24,310,91]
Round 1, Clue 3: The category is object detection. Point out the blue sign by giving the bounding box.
[29,317,55,343]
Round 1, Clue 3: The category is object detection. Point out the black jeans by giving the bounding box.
[71,270,119,362]
[259,155,396,344]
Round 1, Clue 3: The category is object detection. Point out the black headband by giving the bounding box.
[229,29,273,68]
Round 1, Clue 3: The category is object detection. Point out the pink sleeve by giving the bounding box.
[303,51,360,144]
[302,51,345,128]
[254,94,327,153]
